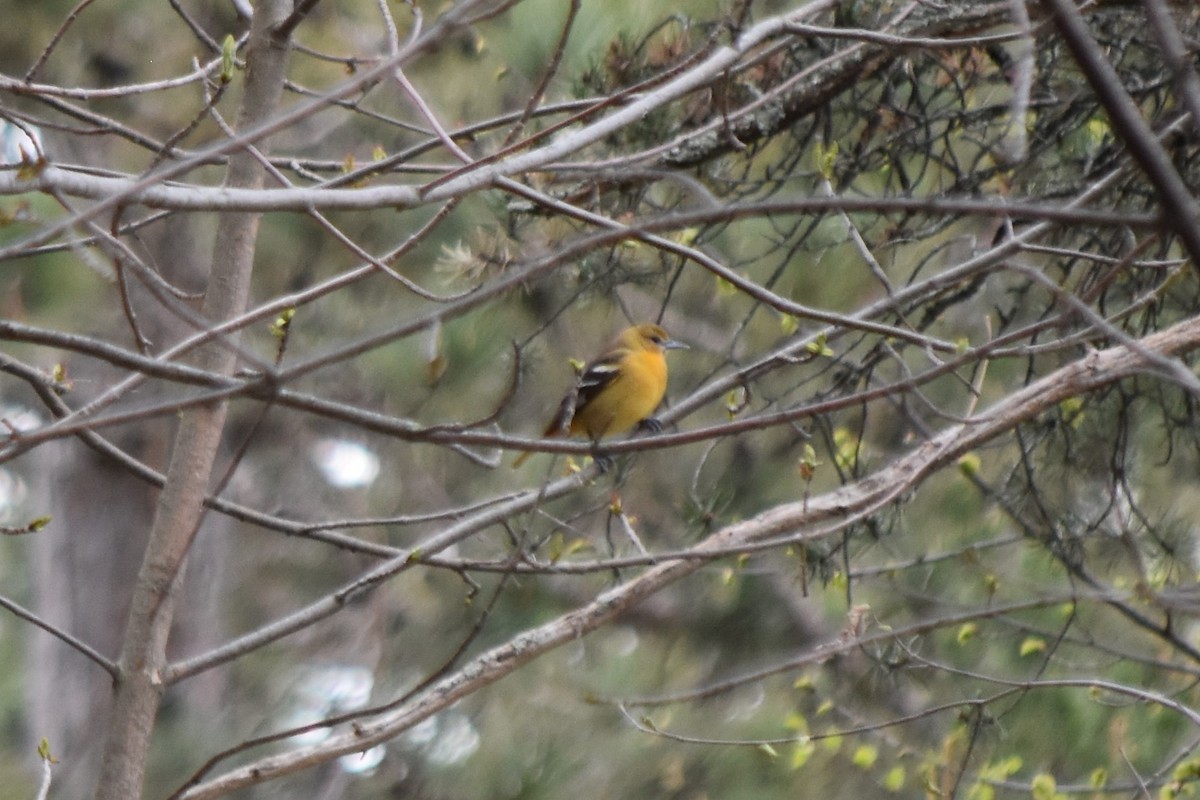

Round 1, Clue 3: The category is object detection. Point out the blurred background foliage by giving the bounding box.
[4,0,1200,798]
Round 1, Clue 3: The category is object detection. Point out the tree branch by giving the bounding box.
[177,310,1200,798]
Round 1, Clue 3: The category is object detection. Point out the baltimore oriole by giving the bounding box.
[513,323,687,467]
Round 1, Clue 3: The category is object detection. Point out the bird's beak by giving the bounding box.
[662,339,689,351]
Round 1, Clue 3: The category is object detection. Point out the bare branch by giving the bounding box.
[178,309,1200,797]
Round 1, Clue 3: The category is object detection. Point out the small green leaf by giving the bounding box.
[790,740,815,770]
[965,783,994,800]
[758,743,779,760]
[804,333,834,358]
[1030,773,1057,800]
[851,744,877,769]
[1085,116,1110,144]
[547,532,565,562]
[220,35,237,83]
[1019,637,1046,657]
[37,737,57,764]
[956,623,978,645]
[883,765,905,792]
[724,386,748,418]
[548,533,591,564]
[783,712,809,733]
[979,756,1023,780]
[1059,396,1085,428]
[1172,758,1200,781]
[832,427,859,471]
[672,227,701,246]
[798,443,821,481]
[815,140,839,181]
[268,307,295,339]
[957,452,981,478]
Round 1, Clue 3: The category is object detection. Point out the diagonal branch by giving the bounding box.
[0,592,116,676]
[176,307,1200,799]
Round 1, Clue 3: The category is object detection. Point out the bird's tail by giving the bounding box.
[512,412,571,469]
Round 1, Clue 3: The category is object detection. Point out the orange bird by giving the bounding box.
[513,323,687,467]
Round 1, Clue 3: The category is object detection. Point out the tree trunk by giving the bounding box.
[91,2,293,797]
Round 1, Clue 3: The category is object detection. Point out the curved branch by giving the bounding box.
[177,308,1200,798]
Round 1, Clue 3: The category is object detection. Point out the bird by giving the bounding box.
[513,323,688,468]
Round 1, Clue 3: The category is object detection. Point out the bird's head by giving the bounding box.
[630,323,689,353]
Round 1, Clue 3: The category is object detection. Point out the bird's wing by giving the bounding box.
[544,348,626,435]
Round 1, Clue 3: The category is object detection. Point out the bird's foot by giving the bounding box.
[637,416,664,433]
